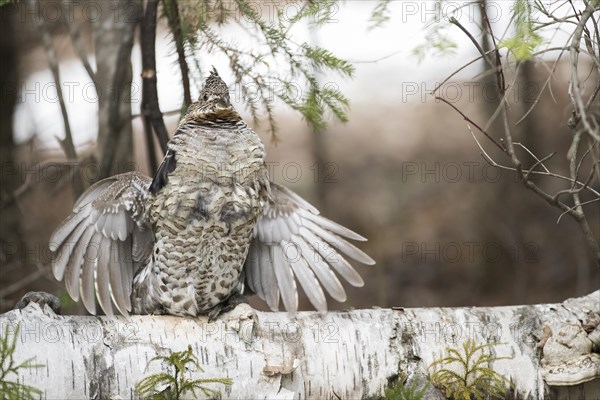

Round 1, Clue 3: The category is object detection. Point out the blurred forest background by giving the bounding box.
[0,0,598,314]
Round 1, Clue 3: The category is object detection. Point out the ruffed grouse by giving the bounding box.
[48,68,374,317]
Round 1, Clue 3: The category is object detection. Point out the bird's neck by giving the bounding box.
[181,107,242,126]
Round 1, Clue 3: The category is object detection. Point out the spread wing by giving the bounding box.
[49,171,154,317]
[244,182,375,313]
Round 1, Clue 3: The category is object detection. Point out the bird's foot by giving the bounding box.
[207,293,248,322]
[15,291,61,314]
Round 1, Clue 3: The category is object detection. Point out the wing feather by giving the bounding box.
[109,239,130,316]
[283,240,326,311]
[64,224,96,301]
[259,244,279,310]
[95,236,114,317]
[290,234,347,302]
[303,219,375,265]
[299,208,367,241]
[80,232,101,314]
[300,227,365,287]
[244,181,374,313]
[272,246,297,313]
[53,215,88,281]
[49,209,89,252]
[49,172,153,316]
[244,243,264,300]
[73,179,114,211]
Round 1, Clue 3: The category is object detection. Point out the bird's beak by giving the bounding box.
[218,95,230,107]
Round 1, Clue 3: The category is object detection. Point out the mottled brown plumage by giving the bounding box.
[49,68,374,317]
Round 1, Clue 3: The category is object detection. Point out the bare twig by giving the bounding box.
[568,128,600,264]
[449,17,495,70]
[524,152,556,180]
[479,6,506,93]
[515,43,572,126]
[554,162,598,200]
[570,79,600,128]
[557,198,600,223]
[467,126,600,198]
[434,96,505,152]
[443,0,600,266]
[566,1,600,265]
[482,66,522,134]
[430,53,490,95]
[515,143,551,173]
[568,0,600,140]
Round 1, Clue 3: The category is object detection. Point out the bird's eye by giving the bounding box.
[203,94,209,101]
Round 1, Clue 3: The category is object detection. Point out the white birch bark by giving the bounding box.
[1,291,598,399]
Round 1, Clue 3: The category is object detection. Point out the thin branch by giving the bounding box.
[482,66,522,134]
[570,79,600,128]
[554,162,598,200]
[430,53,490,95]
[568,0,600,140]
[557,198,600,223]
[515,43,572,126]
[142,113,158,174]
[467,126,600,198]
[443,1,600,267]
[61,0,97,91]
[515,143,551,173]
[573,140,598,186]
[592,11,600,67]
[569,128,600,265]
[467,125,571,213]
[480,6,506,93]
[449,17,495,70]
[566,0,600,266]
[163,0,193,109]
[434,96,505,152]
[524,152,556,180]
[33,0,83,196]
[141,0,170,155]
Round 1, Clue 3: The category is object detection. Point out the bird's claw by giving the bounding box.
[206,293,248,322]
[15,291,61,314]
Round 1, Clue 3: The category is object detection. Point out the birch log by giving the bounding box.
[1,291,598,399]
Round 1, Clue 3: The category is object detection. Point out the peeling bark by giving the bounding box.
[1,292,599,399]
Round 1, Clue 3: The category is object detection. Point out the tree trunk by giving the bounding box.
[93,0,140,179]
[1,292,599,399]
[0,3,24,311]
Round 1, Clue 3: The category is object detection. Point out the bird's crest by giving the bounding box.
[203,67,227,95]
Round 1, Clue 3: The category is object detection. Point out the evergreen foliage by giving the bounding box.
[163,0,355,139]
[0,323,44,400]
[136,345,232,400]
[429,341,513,400]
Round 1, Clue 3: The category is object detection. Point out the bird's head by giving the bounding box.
[183,67,240,124]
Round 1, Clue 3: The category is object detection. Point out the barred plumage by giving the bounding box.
[50,68,375,317]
